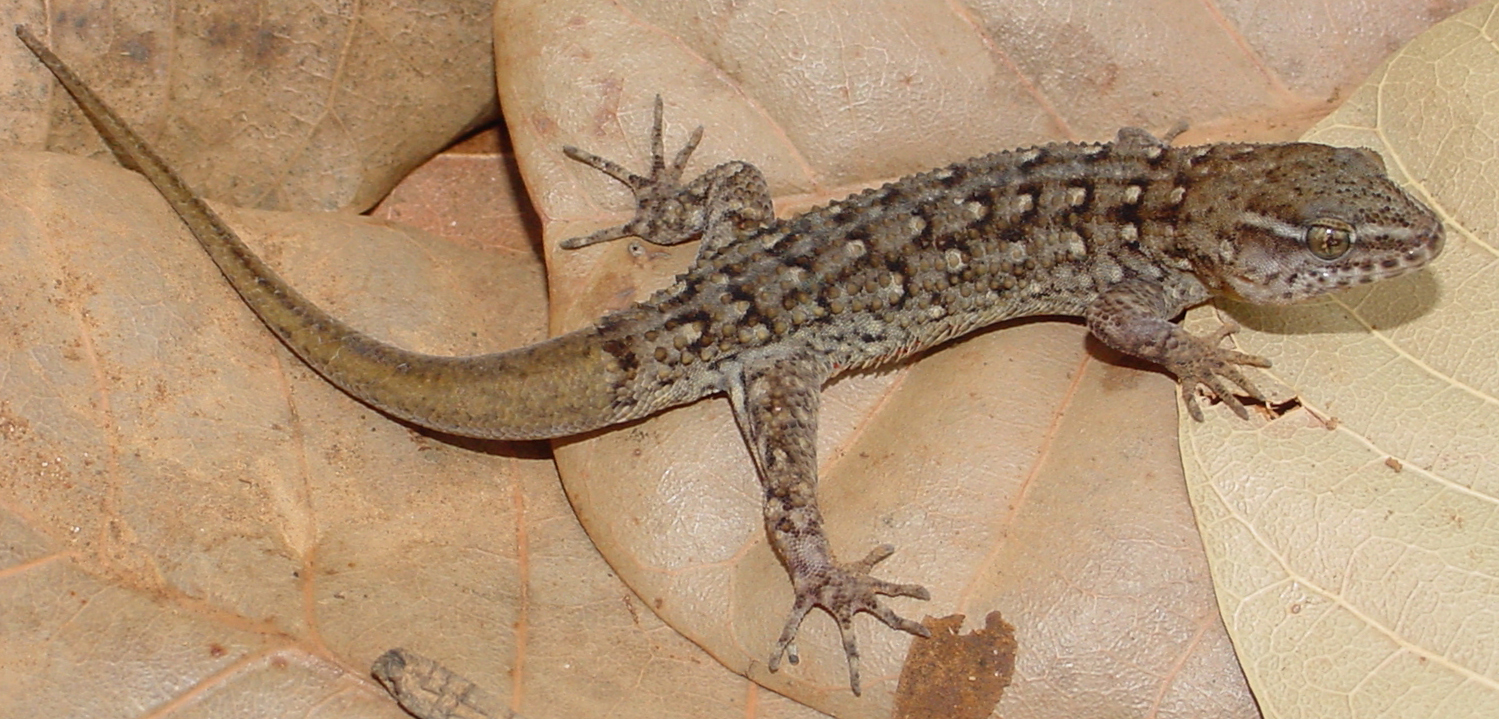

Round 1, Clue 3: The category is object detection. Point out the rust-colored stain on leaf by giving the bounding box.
[893,612,1017,719]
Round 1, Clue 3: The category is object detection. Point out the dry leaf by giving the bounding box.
[1182,2,1499,716]
[0,148,539,717]
[1,0,498,212]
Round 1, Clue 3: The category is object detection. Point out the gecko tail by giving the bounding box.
[17,26,634,440]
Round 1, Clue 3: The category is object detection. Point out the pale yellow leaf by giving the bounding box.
[1182,2,1499,717]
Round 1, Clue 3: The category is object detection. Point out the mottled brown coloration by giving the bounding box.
[21,28,1445,696]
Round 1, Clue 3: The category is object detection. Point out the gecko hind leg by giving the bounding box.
[561,96,773,260]
[727,349,931,696]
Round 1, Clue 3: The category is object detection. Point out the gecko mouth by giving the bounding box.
[1364,218,1446,281]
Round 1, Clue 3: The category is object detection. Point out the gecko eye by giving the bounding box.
[1305,219,1355,260]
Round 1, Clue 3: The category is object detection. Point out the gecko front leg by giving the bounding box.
[562,96,773,260]
[726,348,931,696]
[1086,278,1271,421]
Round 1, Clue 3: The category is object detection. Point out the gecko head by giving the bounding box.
[1178,143,1444,305]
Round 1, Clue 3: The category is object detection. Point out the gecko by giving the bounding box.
[18,27,1444,696]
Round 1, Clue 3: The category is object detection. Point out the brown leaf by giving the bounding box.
[4,0,498,212]
[0,148,541,718]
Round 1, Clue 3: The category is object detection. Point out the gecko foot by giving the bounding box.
[768,544,930,696]
[1167,320,1271,422]
[560,95,705,249]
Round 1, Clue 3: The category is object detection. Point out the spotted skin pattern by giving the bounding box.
[20,27,1444,696]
